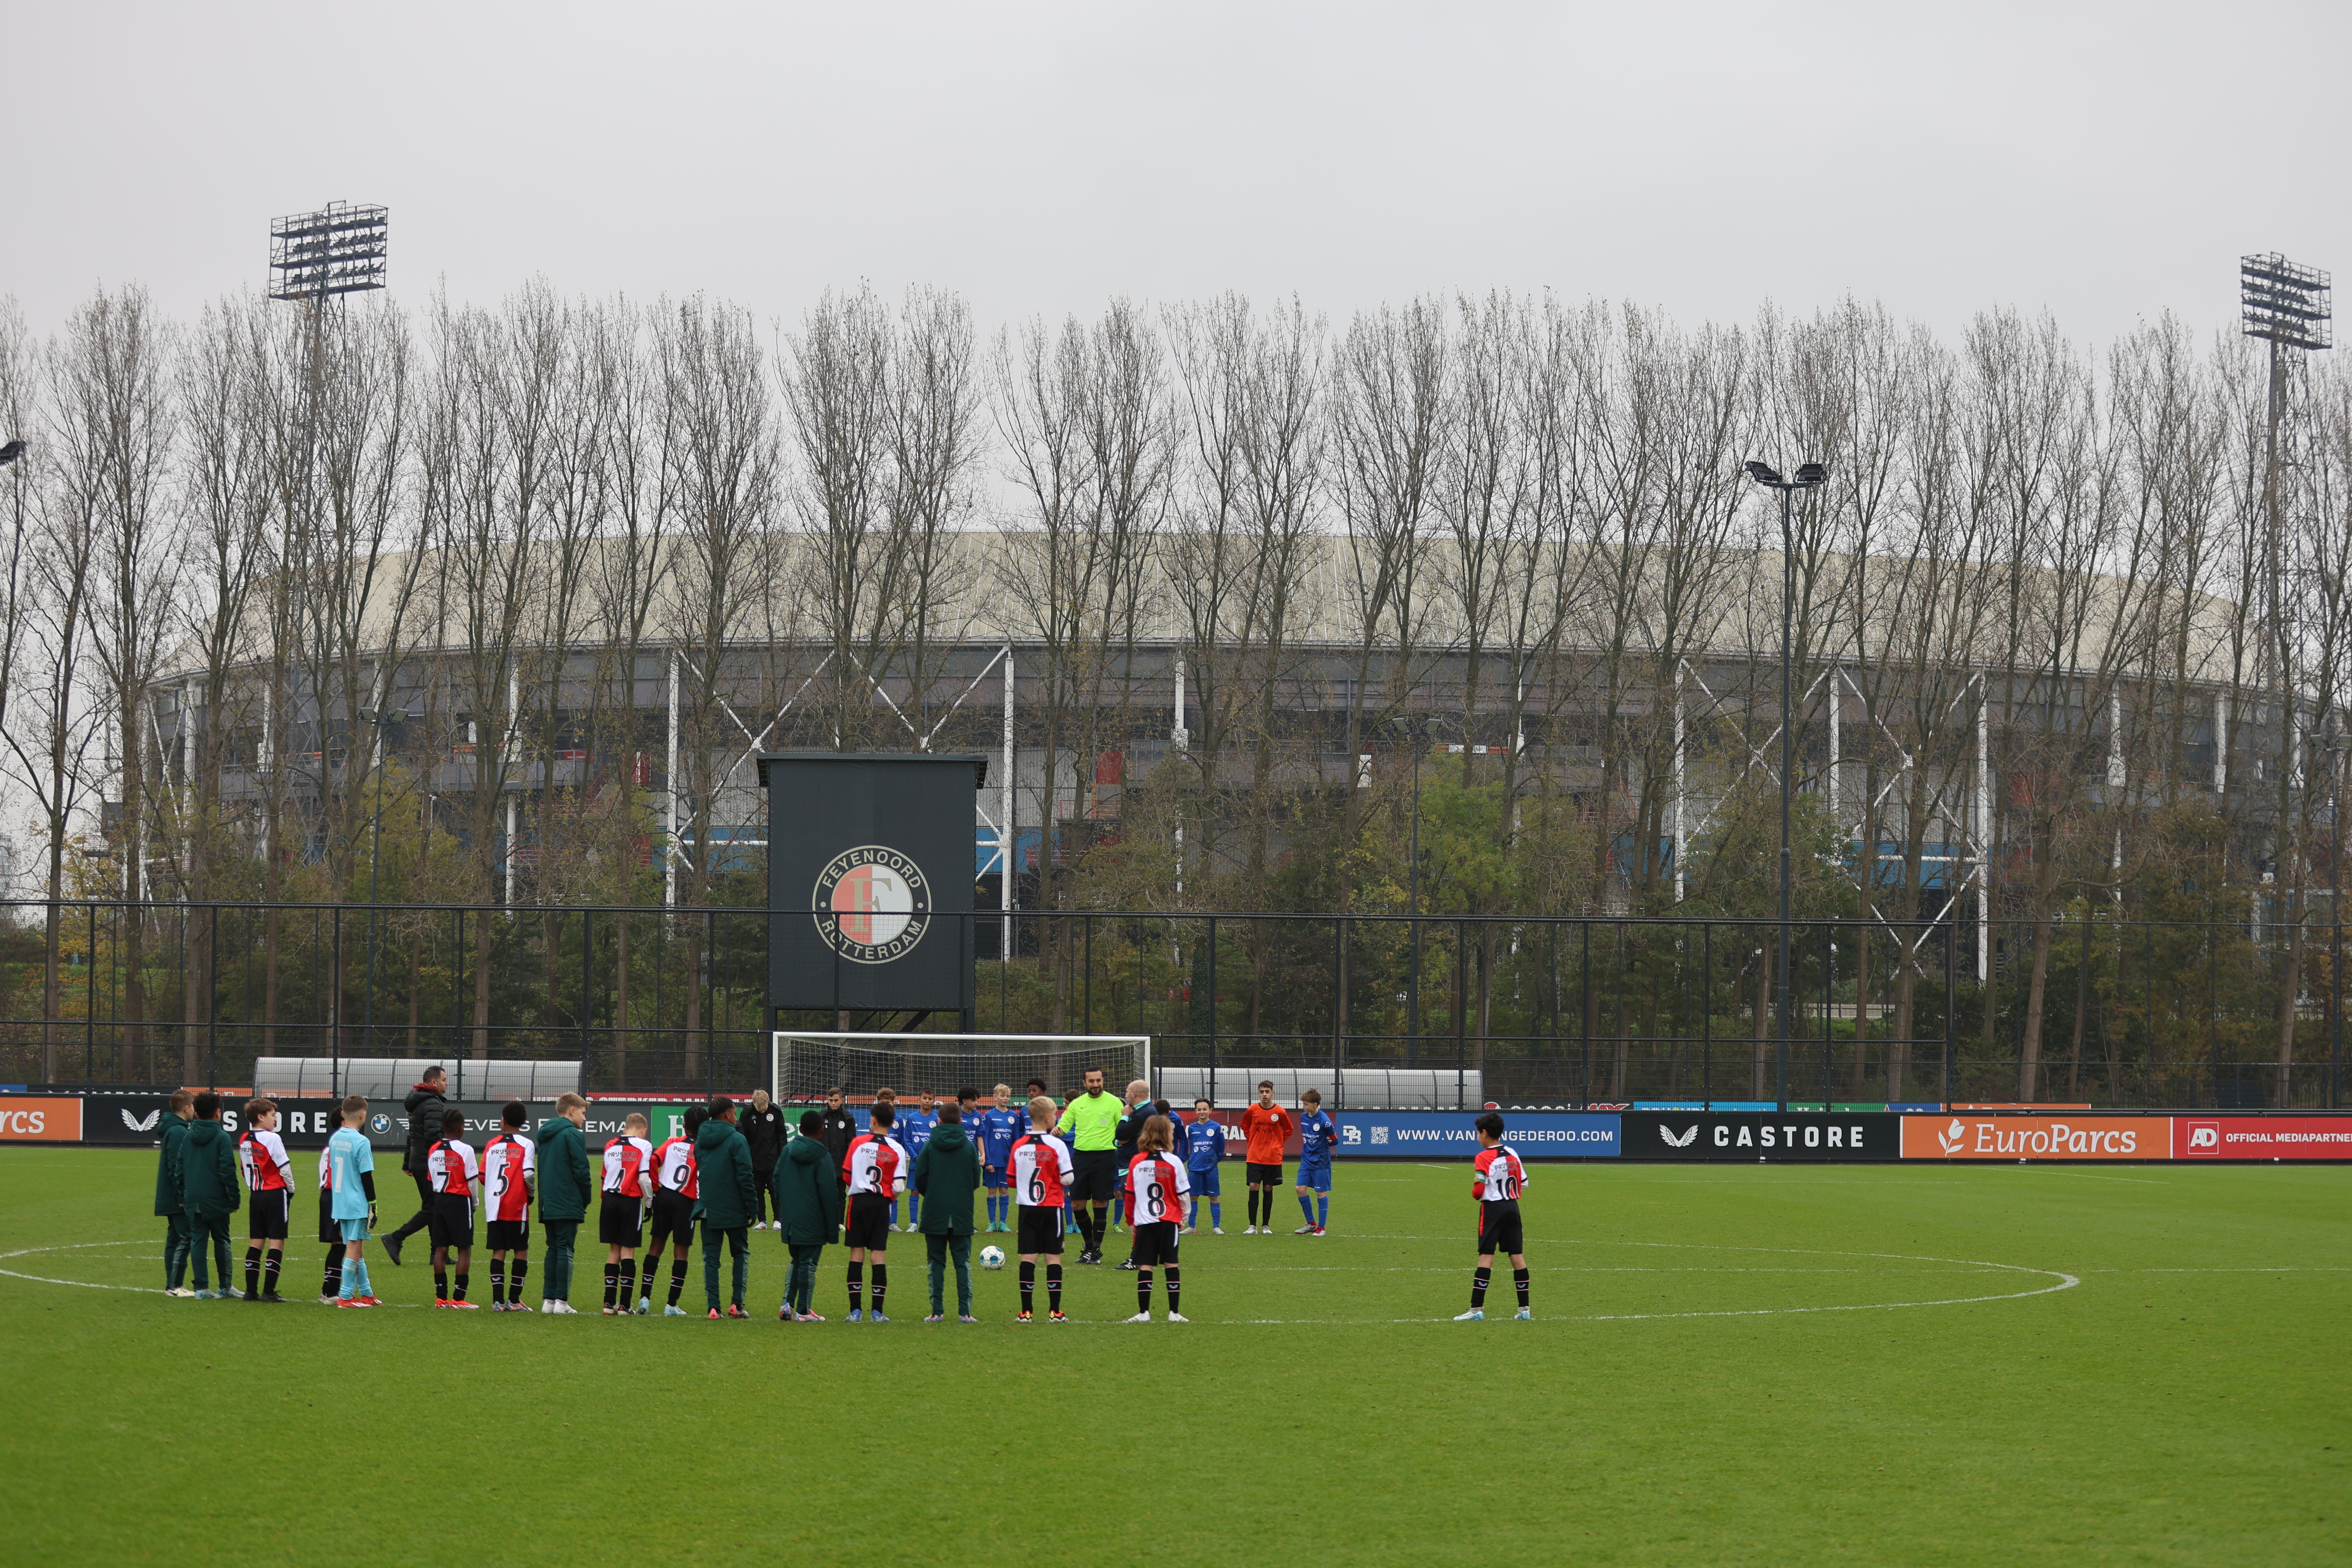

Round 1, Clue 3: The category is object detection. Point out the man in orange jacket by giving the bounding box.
[1236,1081,1294,1235]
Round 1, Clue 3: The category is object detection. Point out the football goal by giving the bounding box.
[771,1033,1151,1105]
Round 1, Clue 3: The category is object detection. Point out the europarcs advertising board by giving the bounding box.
[758,753,988,1016]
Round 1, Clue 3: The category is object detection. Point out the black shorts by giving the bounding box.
[247,1189,290,1241]
[1246,1161,1286,1187]
[844,1192,895,1251]
[430,1194,475,1251]
[1131,1220,1180,1267]
[1477,1201,1524,1258]
[486,1219,531,1252]
[649,1192,698,1249]
[598,1194,646,1248]
[1016,1205,1066,1256]
[1070,1149,1118,1202]
[316,1188,339,1247]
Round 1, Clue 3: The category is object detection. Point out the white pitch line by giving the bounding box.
[0,1240,162,1292]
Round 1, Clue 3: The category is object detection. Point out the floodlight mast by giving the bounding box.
[2241,254,2332,1104]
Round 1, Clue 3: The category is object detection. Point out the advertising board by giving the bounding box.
[0,1096,82,1141]
[2173,1117,2352,1160]
[1332,1112,1619,1158]
[1620,1111,1900,1161]
[1901,1114,2168,1160]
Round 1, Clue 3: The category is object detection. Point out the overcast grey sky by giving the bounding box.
[5,1,2348,350]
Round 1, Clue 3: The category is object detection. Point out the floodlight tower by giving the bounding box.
[268,203,387,1035]
[2241,253,2330,1102]
[2240,254,2329,695]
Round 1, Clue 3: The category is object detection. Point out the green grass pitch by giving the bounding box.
[1,1149,2344,1566]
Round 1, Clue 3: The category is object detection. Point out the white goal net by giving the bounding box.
[771,1033,1152,1106]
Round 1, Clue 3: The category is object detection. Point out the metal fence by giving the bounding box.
[0,900,2339,1109]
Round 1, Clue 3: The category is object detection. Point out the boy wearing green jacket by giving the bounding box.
[182,1092,243,1298]
[535,1094,592,1315]
[913,1102,984,1323]
[774,1111,843,1321]
[695,1095,757,1319]
[155,1089,195,1296]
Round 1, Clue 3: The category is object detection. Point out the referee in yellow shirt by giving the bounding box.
[1055,1068,1123,1264]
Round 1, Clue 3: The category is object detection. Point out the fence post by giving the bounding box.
[580,908,593,1075]
[1332,915,1343,1108]
[1207,915,1217,1092]
[207,905,218,1092]
[1702,920,1712,1104]
[331,906,342,1093]
[1455,917,1466,1111]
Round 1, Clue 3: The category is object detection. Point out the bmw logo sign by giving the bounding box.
[369,1114,391,1134]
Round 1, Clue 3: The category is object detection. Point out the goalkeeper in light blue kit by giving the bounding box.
[1293,1089,1336,1235]
[1183,1098,1226,1234]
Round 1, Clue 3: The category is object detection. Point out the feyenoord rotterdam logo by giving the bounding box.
[812,844,931,964]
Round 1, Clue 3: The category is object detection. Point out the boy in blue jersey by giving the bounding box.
[1293,1089,1336,1236]
[327,1095,381,1306]
[896,1091,938,1232]
[1183,1098,1225,1234]
[971,1087,1017,1232]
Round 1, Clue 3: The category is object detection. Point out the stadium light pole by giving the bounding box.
[356,707,410,1049]
[1390,715,1445,1063]
[1744,459,1829,1111]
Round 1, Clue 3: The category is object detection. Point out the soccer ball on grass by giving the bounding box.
[978,1245,1005,1270]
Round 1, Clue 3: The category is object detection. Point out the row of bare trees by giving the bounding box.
[0,283,2346,1095]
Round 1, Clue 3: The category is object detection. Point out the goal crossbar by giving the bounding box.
[771,1032,1151,1104]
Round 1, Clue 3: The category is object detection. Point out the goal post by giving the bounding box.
[771,1033,1152,1105]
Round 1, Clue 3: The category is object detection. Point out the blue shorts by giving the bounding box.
[338,1218,371,1243]
[1186,1162,1221,1197]
[1295,1162,1332,1192]
[983,1165,1010,1189]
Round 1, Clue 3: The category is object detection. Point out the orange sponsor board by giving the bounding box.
[0,1097,82,1141]
[1902,1113,2168,1160]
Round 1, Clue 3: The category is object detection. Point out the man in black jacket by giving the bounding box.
[742,1091,788,1228]
[380,1066,448,1265]
[818,1088,857,1241]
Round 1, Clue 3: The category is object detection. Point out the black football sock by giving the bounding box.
[1471,1266,1491,1309]
[509,1257,528,1303]
[1047,1262,1063,1313]
[243,1245,261,1297]
[490,1263,505,1300]
[870,1263,887,1314]
[668,1255,688,1307]
[619,1259,636,1305]
[322,1253,342,1298]
[1019,1261,1035,1313]
[263,1250,281,1296]
[846,1261,863,1311]
[1514,1268,1530,1308]
[603,1265,618,1308]
[1247,1189,1261,1227]
[637,1253,657,1300]
[1137,1269,1152,1315]
[434,1268,450,1302]
[454,1272,469,1302]
[1165,1265,1181,1315]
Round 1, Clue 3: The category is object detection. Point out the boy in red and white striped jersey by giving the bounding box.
[1121,1116,1190,1323]
[426,1109,482,1308]
[639,1103,705,1316]
[1008,1096,1076,1322]
[481,1102,536,1311]
[600,1113,657,1315]
[237,1098,296,1303]
[840,1104,908,1321]
[1457,1112,1531,1321]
